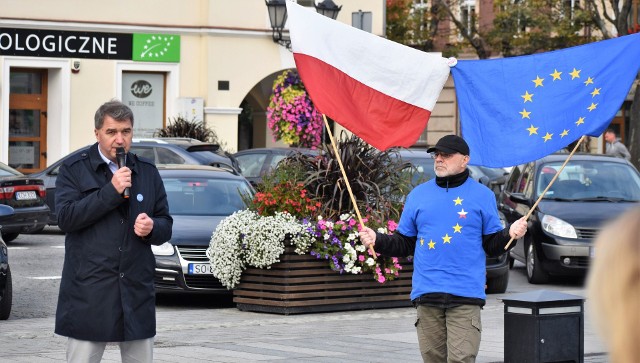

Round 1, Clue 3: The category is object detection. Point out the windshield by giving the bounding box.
[163,177,252,215]
[537,161,640,201]
[403,156,436,187]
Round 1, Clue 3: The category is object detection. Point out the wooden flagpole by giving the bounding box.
[504,135,587,250]
[322,115,377,258]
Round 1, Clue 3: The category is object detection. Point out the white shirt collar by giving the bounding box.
[97,146,118,173]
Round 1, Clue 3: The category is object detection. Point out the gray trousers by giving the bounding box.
[415,304,482,363]
[67,337,153,363]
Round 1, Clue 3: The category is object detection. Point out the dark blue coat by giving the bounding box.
[54,143,172,342]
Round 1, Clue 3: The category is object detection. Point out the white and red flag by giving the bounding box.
[286,1,451,150]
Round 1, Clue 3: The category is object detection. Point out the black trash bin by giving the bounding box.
[502,289,584,363]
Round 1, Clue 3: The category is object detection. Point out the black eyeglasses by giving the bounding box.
[431,151,456,159]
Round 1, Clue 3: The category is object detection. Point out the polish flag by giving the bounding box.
[286,1,451,151]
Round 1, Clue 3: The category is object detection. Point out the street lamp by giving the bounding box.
[265,0,290,49]
[315,0,342,20]
[266,0,342,50]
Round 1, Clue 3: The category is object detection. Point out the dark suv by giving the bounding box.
[29,138,238,226]
[396,148,511,293]
[499,153,640,283]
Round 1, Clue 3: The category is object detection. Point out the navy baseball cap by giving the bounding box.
[427,135,470,155]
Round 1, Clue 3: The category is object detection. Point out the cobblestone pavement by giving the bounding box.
[1,289,608,362]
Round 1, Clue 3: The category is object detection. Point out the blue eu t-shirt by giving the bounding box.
[398,178,503,300]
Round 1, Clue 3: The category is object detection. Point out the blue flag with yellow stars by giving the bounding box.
[451,33,640,168]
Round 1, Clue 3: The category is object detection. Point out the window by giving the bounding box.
[460,1,476,36]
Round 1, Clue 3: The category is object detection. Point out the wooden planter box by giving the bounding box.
[233,247,413,315]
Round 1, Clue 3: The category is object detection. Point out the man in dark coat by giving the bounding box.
[55,100,173,362]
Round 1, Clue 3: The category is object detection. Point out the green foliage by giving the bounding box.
[386,0,445,51]
[282,132,411,222]
[487,0,597,56]
[155,116,218,143]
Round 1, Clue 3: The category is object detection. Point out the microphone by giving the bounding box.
[115,147,130,199]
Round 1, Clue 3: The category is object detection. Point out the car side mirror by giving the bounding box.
[509,192,530,205]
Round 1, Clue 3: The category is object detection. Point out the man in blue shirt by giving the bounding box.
[360,135,527,363]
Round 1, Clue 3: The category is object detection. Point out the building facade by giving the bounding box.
[0,0,460,174]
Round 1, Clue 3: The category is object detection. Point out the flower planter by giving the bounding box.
[233,247,413,315]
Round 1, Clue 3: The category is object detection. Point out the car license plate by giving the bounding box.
[15,191,37,200]
[188,263,214,275]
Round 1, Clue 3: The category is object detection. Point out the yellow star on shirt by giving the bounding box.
[428,240,436,249]
[576,117,585,126]
[569,68,581,79]
[442,234,452,243]
[543,132,553,142]
[521,91,533,103]
[550,69,562,81]
[560,129,569,137]
[591,88,601,97]
[453,197,463,205]
[519,109,531,119]
[420,237,424,246]
[453,223,463,233]
[458,209,468,218]
[588,103,598,112]
[527,125,539,136]
[584,77,594,86]
[532,76,544,87]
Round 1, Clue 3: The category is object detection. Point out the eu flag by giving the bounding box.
[451,33,640,167]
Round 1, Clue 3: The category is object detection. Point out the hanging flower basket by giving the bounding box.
[266,70,323,148]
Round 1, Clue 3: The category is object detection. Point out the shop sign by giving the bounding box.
[122,72,165,138]
[0,29,180,62]
[0,28,132,59]
[132,34,180,62]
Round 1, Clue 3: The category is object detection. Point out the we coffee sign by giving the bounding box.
[123,73,164,138]
[0,29,179,62]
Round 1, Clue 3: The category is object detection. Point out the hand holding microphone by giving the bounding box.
[115,147,131,199]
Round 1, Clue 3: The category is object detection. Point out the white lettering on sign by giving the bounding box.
[42,35,55,52]
[108,37,117,54]
[0,33,10,50]
[26,34,39,51]
[78,36,90,53]
[64,36,76,53]
[0,29,125,57]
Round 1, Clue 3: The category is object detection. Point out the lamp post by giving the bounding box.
[265,0,290,49]
[315,0,342,20]
[266,0,342,50]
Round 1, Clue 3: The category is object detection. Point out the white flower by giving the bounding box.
[207,210,313,289]
[376,227,388,234]
[366,257,376,266]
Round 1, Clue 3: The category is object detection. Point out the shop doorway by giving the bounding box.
[8,68,48,173]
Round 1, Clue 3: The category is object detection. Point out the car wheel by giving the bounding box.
[526,241,549,284]
[0,233,19,243]
[0,266,12,320]
[486,270,509,294]
[508,256,515,269]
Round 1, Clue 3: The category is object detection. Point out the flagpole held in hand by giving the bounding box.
[322,115,377,259]
[504,135,586,250]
